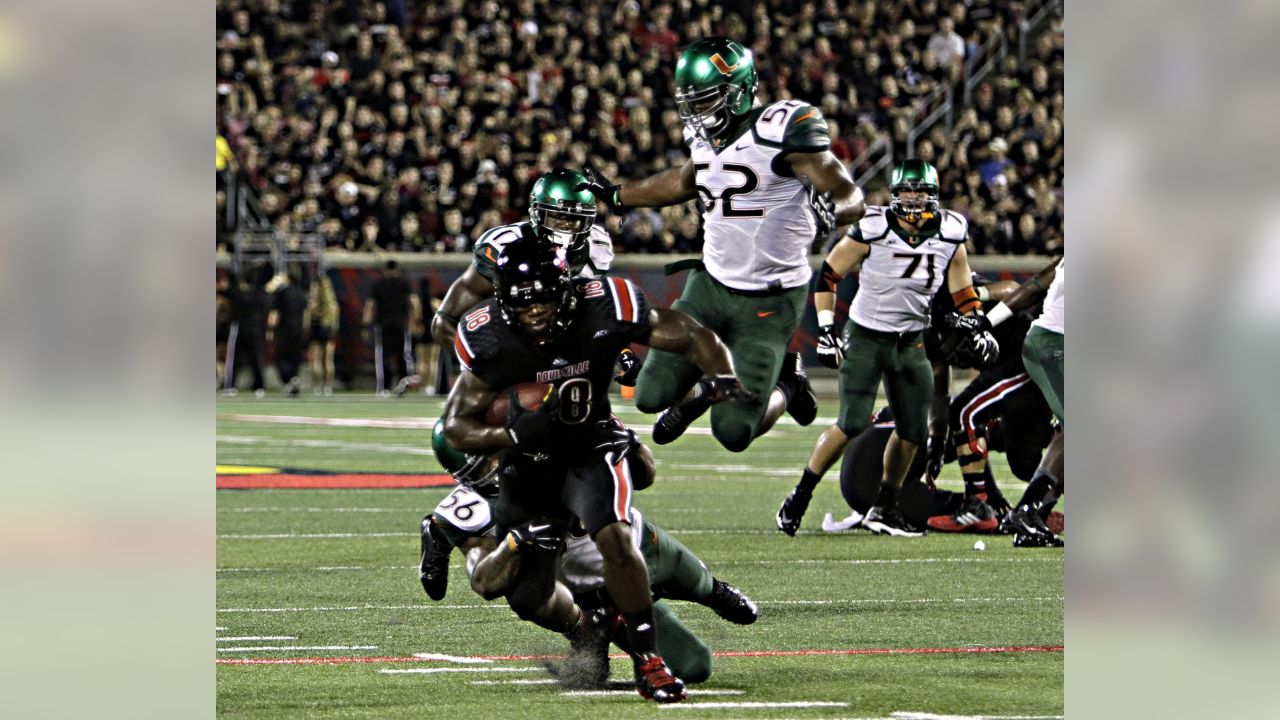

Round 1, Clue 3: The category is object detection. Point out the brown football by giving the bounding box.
[484,382,554,427]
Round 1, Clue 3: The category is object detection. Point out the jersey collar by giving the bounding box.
[887,213,942,247]
[708,108,763,155]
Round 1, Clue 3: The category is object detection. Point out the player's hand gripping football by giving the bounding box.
[575,167,623,210]
[614,348,642,387]
[698,375,757,404]
[816,324,844,369]
[505,387,561,453]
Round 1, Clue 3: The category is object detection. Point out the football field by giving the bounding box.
[217,392,1063,719]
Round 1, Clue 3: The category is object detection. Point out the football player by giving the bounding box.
[429,168,641,385]
[440,237,752,703]
[419,422,758,688]
[923,273,1056,533]
[776,159,998,537]
[578,37,865,453]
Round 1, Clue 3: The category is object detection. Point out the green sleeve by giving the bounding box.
[473,241,499,282]
[781,105,831,152]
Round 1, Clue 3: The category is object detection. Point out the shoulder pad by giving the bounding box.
[579,225,614,277]
[755,101,829,150]
[472,223,526,280]
[856,206,891,242]
[937,210,969,243]
[578,276,650,327]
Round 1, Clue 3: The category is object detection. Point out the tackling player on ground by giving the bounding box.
[578,37,865,453]
[776,160,998,537]
[441,237,752,703]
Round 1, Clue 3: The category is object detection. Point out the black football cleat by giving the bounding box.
[1003,509,1064,548]
[651,395,711,445]
[776,486,813,536]
[780,352,817,426]
[860,506,926,537]
[634,654,687,703]
[704,578,759,625]
[418,515,454,600]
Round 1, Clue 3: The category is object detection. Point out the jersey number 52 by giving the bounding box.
[694,163,765,218]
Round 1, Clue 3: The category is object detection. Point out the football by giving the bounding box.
[484,382,553,427]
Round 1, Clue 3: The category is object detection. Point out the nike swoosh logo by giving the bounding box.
[734,141,750,151]
[526,524,550,533]
[757,311,776,318]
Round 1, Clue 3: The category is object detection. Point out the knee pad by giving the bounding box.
[680,648,712,685]
[711,420,754,453]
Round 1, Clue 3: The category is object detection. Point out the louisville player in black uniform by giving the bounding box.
[441,237,751,704]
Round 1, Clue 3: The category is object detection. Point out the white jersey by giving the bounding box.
[686,99,830,292]
[1031,257,1065,334]
[848,206,966,333]
[556,507,644,594]
[473,221,613,281]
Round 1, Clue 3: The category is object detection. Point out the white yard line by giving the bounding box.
[563,690,745,698]
[216,557,1059,574]
[218,532,410,539]
[217,636,297,642]
[224,414,437,429]
[217,435,434,455]
[217,645,377,652]
[892,714,1064,720]
[412,653,493,664]
[661,701,849,709]
[469,679,559,685]
[380,667,541,675]
[222,507,404,513]
[217,597,1060,614]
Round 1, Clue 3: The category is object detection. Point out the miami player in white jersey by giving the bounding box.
[578,37,866,453]
[776,160,999,537]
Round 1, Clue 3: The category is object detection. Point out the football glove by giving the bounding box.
[506,390,561,453]
[941,312,1000,368]
[924,434,946,488]
[698,375,757,404]
[808,186,836,238]
[816,324,844,369]
[575,168,623,210]
[614,348,642,387]
[508,521,564,553]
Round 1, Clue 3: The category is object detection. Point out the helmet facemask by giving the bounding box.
[529,200,595,258]
[494,245,577,345]
[890,180,940,226]
[675,82,745,142]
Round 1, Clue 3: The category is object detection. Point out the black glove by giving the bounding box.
[925,434,946,488]
[506,391,561,453]
[575,168,623,210]
[969,329,1000,366]
[508,521,564,553]
[614,348,642,387]
[816,324,844,369]
[808,186,836,237]
[941,312,999,368]
[698,375,757,404]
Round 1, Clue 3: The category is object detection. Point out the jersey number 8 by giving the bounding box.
[556,378,592,425]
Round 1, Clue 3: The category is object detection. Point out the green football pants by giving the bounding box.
[1022,326,1064,425]
[836,322,933,443]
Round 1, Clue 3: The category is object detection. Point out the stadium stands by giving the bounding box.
[216,0,1062,255]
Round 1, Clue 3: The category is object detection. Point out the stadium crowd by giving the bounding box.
[216,0,1062,256]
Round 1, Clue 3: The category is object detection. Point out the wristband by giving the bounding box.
[986,302,1013,327]
[976,286,990,302]
[817,309,836,328]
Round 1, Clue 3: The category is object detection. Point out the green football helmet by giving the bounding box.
[889,159,941,225]
[528,168,597,259]
[674,37,757,142]
[431,418,499,496]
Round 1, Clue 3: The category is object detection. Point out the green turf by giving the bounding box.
[217,392,1063,719]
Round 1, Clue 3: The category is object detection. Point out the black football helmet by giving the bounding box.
[493,237,576,343]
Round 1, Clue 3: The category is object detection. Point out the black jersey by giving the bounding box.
[454,276,651,425]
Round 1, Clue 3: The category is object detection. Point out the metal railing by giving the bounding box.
[906,83,953,159]
[851,134,894,189]
[227,230,328,276]
[1020,0,1064,64]
[963,30,1008,107]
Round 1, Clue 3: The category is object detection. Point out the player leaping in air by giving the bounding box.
[578,37,865,453]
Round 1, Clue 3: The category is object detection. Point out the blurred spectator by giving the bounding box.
[307,271,340,396]
[362,260,415,396]
[215,0,1063,256]
[221,266,271,398]
[267,269,309,396]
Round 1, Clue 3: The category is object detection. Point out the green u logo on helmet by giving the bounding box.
[431,418,500,495]
[674,37,758,142]
[528,168,597,260]
[889,159,941,225]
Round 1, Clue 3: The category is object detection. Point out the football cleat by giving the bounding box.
[1002,508,1064,548]
[926,495,999,533]
[704,578,759,625]
[634,654,687,703]
[861,506,926,537]
[776,486,813,536]
[651,395,711,445]
[779,352,818,426]
[418,515,454,600]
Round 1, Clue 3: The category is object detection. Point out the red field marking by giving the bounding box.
[217,645,1063,665]
[216,473,454,489]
